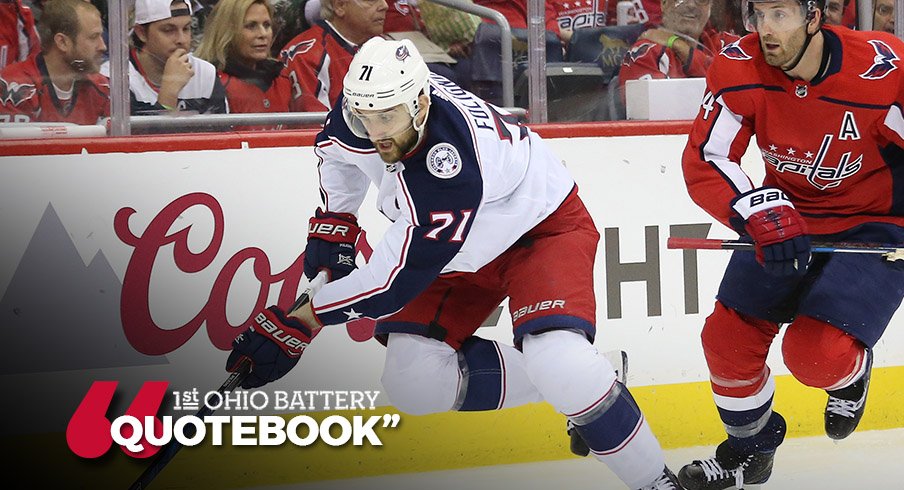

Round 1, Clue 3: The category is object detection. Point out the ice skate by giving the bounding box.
[567,419,590,456]
[677,440,774,490]
[825,349,873,440]
[639,466,685,489]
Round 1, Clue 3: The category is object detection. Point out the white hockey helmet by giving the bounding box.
[342,37,430,139]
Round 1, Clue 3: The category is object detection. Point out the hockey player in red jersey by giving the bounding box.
[227,37,685,489]
[279,0,387,113]
[678,0,904,488]
[0,0,108,124]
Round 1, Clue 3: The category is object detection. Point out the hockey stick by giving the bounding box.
[128,271,329,490]
[667,237,904,261]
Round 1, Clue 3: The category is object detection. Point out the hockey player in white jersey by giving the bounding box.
[226,37,682,490]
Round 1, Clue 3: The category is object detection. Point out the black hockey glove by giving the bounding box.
[226,306,316,389]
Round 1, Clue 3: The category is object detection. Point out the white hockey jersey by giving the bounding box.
[311,75,576,326]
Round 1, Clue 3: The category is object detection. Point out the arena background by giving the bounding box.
[1,122,901,488]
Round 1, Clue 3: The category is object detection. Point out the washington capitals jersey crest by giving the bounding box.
[308,74,575,327]
[281,39,316,61]
[626,43,653,64]
[683,26,904,235]
[0,77,36,106]
[860,39,899,80]
[719,39,752,60]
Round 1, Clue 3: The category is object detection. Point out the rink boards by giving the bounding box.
[1,123,902,488]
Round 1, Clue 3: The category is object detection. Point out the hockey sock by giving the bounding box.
[456,336,542,411]
[726,411,787,454]
[522,330,665,489]
[573,382,665,488]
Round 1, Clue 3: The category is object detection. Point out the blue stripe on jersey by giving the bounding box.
[817,96,891,110]
[315,89,484,325]
[713,83,784,100]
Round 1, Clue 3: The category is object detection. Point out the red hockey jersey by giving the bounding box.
[384,0,426,33]
[683,26,904,235]
[0,54,109,124]
[0,0,39,71]
[619,28,738,92]
[279,20,358,113]
[550,0,662,30]
[473,0,558,31]
[219,60,291,114]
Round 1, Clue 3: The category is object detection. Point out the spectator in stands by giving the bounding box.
[874,0,895,33]
[552,0,608,44]
[271,0,315,58]
[196,0,291,117]
[709,0,744,33]
[279,0,387,112]
[418,0,479,59]
[473,1,559,34]
[191,0,220,49]
[818,0,858,29]
[823,0,845,25]
[102,0,228,115]
[0,0,40,71]
[618,0,738,104]
[0,0,108,124]
[551,0,662,42]
[469,0,562,105]
[384,0,425,32]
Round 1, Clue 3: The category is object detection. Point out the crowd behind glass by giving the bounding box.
[0,0,899,133]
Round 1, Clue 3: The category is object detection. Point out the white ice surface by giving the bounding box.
[248,428,904,490]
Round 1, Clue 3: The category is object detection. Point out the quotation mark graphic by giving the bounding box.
[66,381,169,458]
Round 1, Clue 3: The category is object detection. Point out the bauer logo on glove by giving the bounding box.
[227,306,317,388]
[308,221,355,239]
[251,310,310,357]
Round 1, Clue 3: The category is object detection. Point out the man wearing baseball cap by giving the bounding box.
[102,0,227,116]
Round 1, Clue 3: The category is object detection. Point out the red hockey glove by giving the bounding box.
[304,208,360,281]
[226,306,317,389]
[732,187,811,276]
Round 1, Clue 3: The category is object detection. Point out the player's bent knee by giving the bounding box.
[381,333,459,415]
[701,302,777,384]
[521,329,616,415]
[782,316,864,389]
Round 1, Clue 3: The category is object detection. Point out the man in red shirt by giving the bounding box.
[0,0,107,124]
[619,0,738,103]
[280,0,387,112]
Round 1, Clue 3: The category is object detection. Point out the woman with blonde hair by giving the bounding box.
[196,0,290,116]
